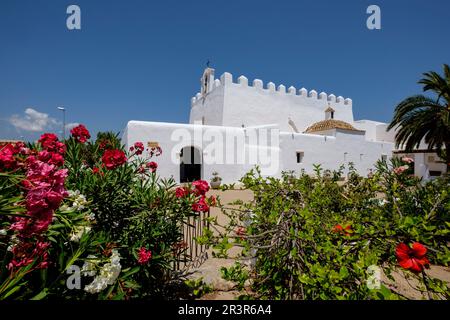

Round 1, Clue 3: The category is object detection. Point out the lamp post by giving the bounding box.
[57,107,66,140]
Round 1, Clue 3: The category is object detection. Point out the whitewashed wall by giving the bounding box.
[279,130,394,177]
[190,72,354,132]
[123,121,395,183]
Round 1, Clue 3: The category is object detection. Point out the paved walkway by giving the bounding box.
[187,189,253,299]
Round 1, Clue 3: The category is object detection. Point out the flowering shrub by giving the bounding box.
[205,161,450,299]
[0,126,211,299]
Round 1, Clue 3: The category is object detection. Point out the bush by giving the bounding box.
[207,161,450,300]
[0,126,213,300]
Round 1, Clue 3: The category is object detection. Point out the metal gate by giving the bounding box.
[173,209,210,271]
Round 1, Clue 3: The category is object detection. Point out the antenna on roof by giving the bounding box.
[206,59,211,68]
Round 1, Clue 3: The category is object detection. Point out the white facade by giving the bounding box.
[123,68,404,184]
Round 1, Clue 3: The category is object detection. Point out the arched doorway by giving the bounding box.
[180,146,202,183]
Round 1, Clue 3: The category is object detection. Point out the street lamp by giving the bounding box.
[57,107,66,140]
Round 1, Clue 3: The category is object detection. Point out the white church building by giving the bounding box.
[122,68,444,184]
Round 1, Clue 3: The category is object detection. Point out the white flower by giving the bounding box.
[69,226,92,242]
[0,229,7,236]
[67,190,80,197]
[7,235,19,251]
[60,204,70,212]
[84,250,121,294]
[72,193,88,211]
[85,212,96,222]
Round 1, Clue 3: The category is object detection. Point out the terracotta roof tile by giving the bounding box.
[304,119,364,133]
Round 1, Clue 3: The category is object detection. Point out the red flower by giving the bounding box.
[332,224,352,236]
[98,139,111,151]
[149,146,162,157]
[396,242,430,273]
[137,247,152,265]
[192,196,209,212]
[146,161,158,173]
[38,150,64,167]
[7,239,50,270]
[101,149,127,170]
[175,186,190,198]
[236,226,246,240]
[192,180,210,196]
[70,124,91,143]
[38,133,66,154]
[131,142,145,155]
[0,144,18,170]
[38,133,58,149]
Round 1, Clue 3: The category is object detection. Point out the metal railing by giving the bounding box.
[173,210,210,271]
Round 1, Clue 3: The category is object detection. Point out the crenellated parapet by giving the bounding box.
[190,71,353,107]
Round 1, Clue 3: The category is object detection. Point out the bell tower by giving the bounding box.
[200,66,215,96]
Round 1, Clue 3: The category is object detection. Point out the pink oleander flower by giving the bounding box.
[38,150,64,167]
[401,157,414,164]
[137,247,152,265]
[393,165,409,175]
[0,144,17,170]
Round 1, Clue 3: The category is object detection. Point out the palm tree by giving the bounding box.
[388,64,450,173]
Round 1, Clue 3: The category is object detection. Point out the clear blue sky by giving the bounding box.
[1,0,449,141]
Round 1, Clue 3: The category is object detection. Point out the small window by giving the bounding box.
[330,111,334,119]
[381,154,387,162]
[296,151,304,163]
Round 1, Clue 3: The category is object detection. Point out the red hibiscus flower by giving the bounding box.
[396,242,430,273]
[192,196,209,212]
[70,124,91,143]
[175,186,190,198]
[137,247,152,265]
[101,149,127,170]
[332,224,352,236]
[192,180,210,196]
